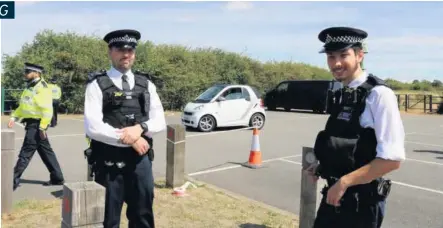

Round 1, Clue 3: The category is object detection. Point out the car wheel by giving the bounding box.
[198,115,216,132]
[249,113,265,130]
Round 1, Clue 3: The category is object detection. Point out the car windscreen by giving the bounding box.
[194,85,227,103]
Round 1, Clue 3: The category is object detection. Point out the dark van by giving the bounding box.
[264,80,342,113]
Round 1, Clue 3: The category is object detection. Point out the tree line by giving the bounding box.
[2,29,442,114]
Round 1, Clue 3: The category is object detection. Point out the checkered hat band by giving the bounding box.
[325,35,364,44]
[25,66,42,72]
[109,35,137,45]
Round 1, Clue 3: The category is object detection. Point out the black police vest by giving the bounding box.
[94,73,151,129]
[314,74,387,179]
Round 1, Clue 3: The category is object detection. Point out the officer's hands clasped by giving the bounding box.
[117,124,150,155]
[119,125,143,144]
[132,137,150,156]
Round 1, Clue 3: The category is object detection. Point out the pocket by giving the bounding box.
[328,136,358,169]
[314,130,358,175]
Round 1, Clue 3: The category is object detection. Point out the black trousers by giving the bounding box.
[313,193,386,228]
[51,100,59,127]
[93,141,155,228]
[13,119,65,189]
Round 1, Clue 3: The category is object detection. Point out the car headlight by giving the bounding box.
[194,105,204,110]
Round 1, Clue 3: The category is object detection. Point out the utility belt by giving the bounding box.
[21,118,41,129]
[84,136,154,178]
[321,175,391,213]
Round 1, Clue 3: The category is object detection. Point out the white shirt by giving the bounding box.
[347,71,406,161]
[84,66,166,147]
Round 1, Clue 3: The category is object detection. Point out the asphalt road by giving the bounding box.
[2,110,443,228]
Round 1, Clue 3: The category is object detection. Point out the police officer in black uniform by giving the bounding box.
[84,29,166,228]
[306,27,406,228]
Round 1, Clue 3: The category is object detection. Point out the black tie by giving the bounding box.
[122,75,130,91]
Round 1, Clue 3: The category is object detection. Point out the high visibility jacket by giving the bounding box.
[11,79,53,129]
[48,83,62,100]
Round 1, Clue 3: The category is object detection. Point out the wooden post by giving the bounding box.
[397,94,400,110]
[166,124,186,188]
[429,95,433,113]
[2,129,15,214]
[299,147,318,228]
[405,94,408,112]
[61,181,106,228]
[424,95,427,113]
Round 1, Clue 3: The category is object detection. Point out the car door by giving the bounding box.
[216,87,250,124]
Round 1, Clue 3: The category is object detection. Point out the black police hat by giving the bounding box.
[103,29,141,49]
[318,27,368,53]
[24,62,44,73]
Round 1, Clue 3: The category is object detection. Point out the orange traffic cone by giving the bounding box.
[243,127,263,169]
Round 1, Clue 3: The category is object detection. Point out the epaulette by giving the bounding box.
[134,70,152,80]
[40,80,48,88]
[86,70,107,84]
[366,74,387,87]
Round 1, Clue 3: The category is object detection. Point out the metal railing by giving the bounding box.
[396,94,443,113]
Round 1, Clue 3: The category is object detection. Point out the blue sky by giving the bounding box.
[1,1,442,82]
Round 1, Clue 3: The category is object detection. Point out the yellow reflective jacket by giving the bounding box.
[11,79,53,129]
[48,83,62,100]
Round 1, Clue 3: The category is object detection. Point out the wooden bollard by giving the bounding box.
[166,124,186,188]
[2,129,15,214]
[61,181,106,228]
[299,147,318,228]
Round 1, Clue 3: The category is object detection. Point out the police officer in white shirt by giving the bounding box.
[84,29,166,228]
[306,27,405,228]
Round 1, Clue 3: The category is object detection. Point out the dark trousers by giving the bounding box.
[51,100,59,127]
[313,193,386,228]
[13,119,65,189]
[93,142,155,228]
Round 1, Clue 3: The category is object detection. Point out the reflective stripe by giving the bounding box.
[13,81,53,123]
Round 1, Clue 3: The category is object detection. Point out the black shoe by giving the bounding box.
[43,180,65,186]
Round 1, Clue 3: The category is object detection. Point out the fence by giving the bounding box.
[2,87,442,115]
[396,94,443,113]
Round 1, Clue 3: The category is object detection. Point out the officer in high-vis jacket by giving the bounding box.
[48,78,62,127]
[306,27,405,228]
[8,62,65,190]
[84,29,166,228]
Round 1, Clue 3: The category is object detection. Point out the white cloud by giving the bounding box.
[224,1,254,11]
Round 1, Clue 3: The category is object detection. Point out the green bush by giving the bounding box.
[2,29,442,113]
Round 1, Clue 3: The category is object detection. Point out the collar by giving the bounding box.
[107,66,134,79]
[347,71,368,89]
[27,77,41,88]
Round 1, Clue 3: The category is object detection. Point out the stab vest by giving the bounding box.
[87,70,151,129]
[314,74,387,180]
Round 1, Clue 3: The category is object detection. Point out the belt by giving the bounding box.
[104,161,126,168]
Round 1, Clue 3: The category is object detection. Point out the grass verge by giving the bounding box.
[1,180,298,228]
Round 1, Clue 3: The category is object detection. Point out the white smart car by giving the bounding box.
[181,84,266,132]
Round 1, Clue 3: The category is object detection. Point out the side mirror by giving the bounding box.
[245,97,251,101]
[216,96,226,102]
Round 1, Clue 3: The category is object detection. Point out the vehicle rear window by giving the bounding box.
[251,86,262,98]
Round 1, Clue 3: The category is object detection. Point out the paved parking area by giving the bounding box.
[2,111,443,228]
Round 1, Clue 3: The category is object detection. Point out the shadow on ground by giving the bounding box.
[238,224,271,228]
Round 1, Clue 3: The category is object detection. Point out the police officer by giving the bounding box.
[306,27,405,228]
[48,78,62,127]
[84,29,166,228]
[8,63,65,190]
